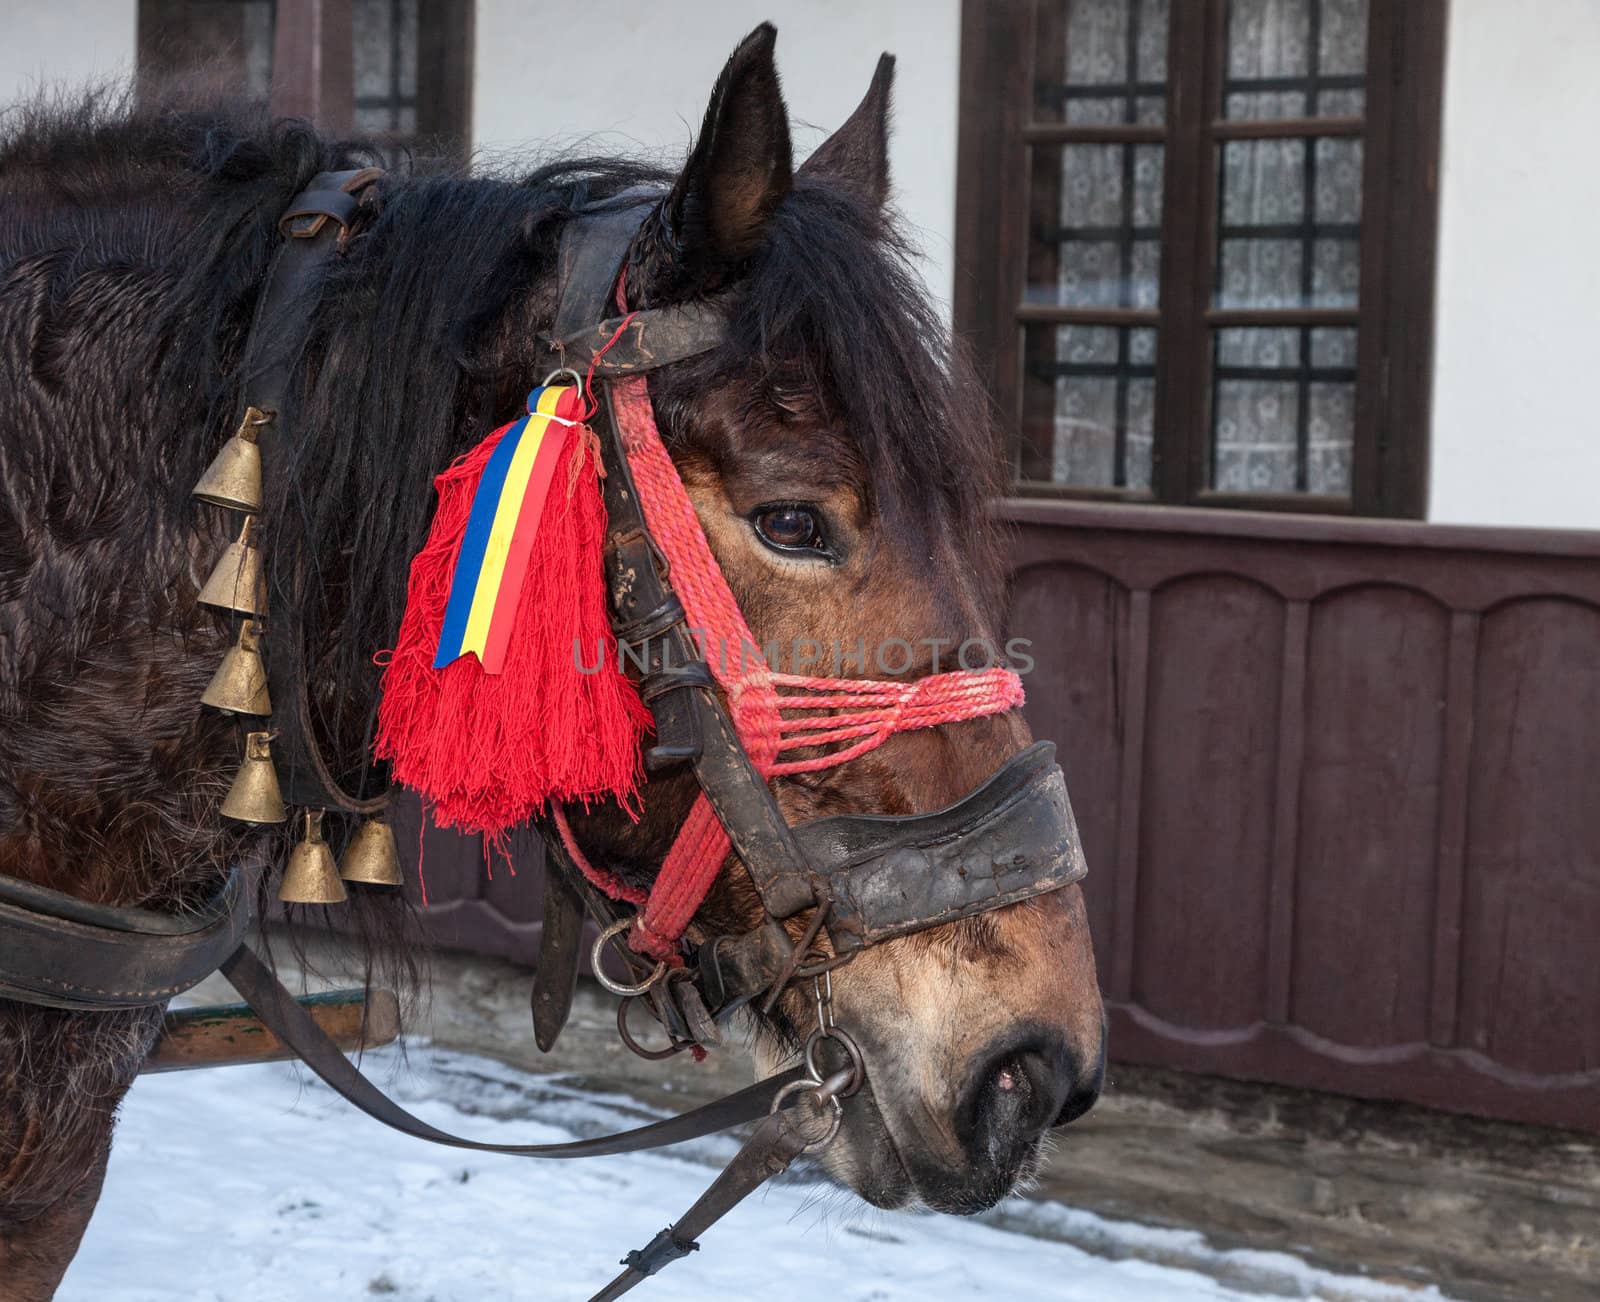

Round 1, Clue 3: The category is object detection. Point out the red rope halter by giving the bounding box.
[562,320,1023,960]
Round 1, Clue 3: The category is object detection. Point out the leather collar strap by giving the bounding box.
[0,869,251,1011]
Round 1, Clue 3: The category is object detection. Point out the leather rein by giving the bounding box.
[0,171,1089,1298]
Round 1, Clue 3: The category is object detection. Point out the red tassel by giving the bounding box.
[374,419,649,841]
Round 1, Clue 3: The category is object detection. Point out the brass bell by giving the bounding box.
[193,407,268,512]
[339,812,404,887]
[220,731,286,824]
[200,619,272,716]
[278,810,347,904]
[197,515,266,616]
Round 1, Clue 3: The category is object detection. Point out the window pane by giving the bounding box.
[1210,328,1355,494]
[398,0,419,98]
[1319,0,1370,76]
[1027,144,1164,308]
[242,1,273,96]
[138,0,277,98]
[1022,326,1158,490]
[355,0,394,99]
[1312,237,1361,307]
[1224,0,1369,120]
[1315,138,1364,221]
[1215,138,1361,309]
[1034,0,1171,125]
[354,0,420,136]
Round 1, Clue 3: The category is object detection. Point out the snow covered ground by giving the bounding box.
[63,1043,1454,1301]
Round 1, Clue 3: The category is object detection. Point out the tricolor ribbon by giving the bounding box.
[434,384,582,673]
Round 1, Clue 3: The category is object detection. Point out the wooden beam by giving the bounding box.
[141,988,399,1073]
[1210,115,1365,140]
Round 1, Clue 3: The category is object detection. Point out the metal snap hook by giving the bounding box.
[591,918,667,998]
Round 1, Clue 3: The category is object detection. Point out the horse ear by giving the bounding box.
[660,23,793,275]
[799,53,894,206]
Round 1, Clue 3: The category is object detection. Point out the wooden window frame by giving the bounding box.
[138,0,473,154]
[954,0,1448,518]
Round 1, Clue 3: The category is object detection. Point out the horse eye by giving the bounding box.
[751,504,826,554]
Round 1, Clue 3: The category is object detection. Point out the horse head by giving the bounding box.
[562,26,1107,1213]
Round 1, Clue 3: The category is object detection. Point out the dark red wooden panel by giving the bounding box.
[389,793,546,964]
[1291,585,1448,1047]
[391,792,481,909]
[480,825,550,924]
[1459,598,1600,1077]
[1008,562,1130,975]
[1132,575,1283,1029]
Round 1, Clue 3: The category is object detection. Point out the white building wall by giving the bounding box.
[471,0,961,312]
[0,0,138,107]
[1428,0,1600,530]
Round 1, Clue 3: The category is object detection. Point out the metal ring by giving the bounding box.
[768,1079,844,1154]
[615,996,692,1061]
[804,1026,866,1099]
[541,365,585,393]
[591,918,667,998]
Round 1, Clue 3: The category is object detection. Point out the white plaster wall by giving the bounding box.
[472,0,961,311]
[1428,0,1600,529]
[0,0,138,107]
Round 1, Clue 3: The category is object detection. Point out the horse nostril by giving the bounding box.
[958,1041,1073,1167]
[1052,1038,1106,1128]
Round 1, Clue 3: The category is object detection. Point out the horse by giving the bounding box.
[0,25,1106,1298]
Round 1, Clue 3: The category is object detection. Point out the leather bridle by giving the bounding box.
[532,197,1087,1050]
[0,172,1090,1298]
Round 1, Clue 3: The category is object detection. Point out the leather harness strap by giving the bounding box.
[0,864,813,1162]
[219,945,806,1160]
[245,166,387,814]
[552,206,823,929]
[0,869,250,1011]
[589,1105,818,1300]
[550,301,728,376]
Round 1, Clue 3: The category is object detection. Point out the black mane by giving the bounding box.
[0,88,1003,849]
